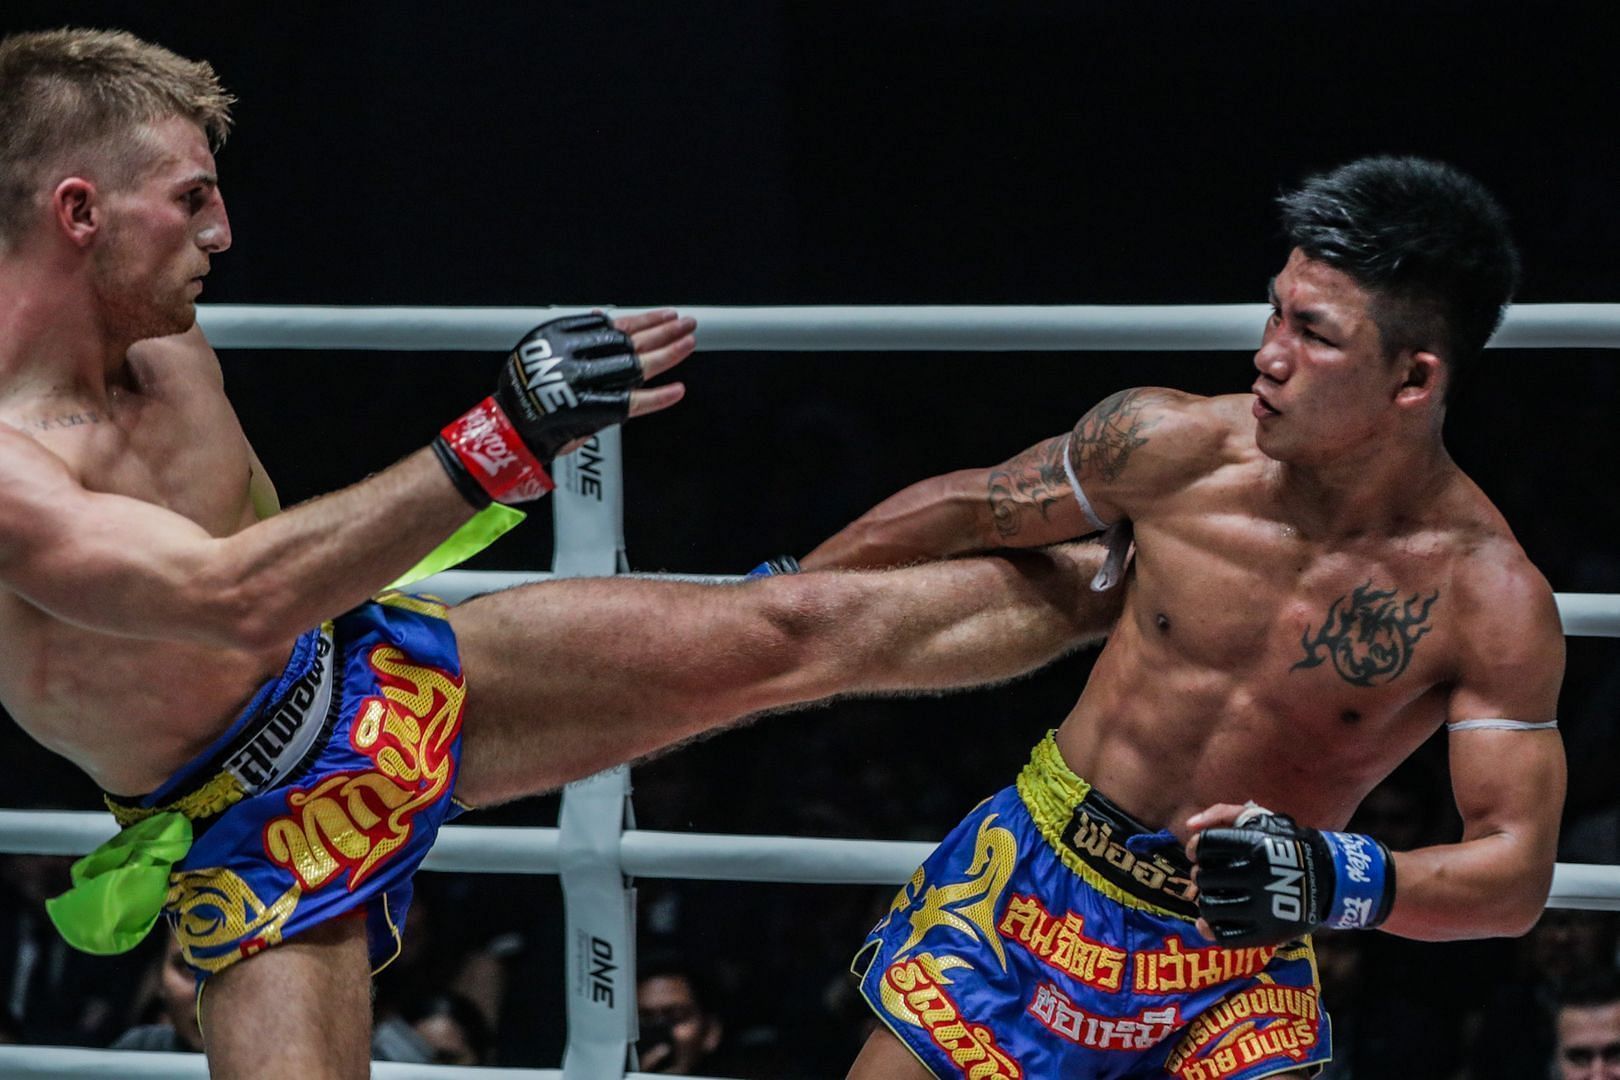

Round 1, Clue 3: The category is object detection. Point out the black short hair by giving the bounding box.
[1560,968,1620,1012]
[1277,156,1520,377]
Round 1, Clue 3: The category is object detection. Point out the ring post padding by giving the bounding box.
[552,426,628,576]
[559,767,636,1080]
[553,423,636,1078]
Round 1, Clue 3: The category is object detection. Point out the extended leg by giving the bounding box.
[200,913,372,1080]
[449,543,1114,807]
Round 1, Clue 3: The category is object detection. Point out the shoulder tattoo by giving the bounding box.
[1292,582,1440,687]
[986,436,1070,540]
[1069,388,1162,483]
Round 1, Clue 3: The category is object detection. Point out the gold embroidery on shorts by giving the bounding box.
[896,815,1017,970]
[168,867,300,975]
[263,645,464,892]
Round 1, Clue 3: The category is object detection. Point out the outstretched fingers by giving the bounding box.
[614,309,698,381]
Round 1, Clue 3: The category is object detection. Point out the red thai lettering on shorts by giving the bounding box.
[1162,983,1321,1080]
[998,893,1127,993]
[883,960,1022,1079]
[1132,934,1278,994]
[1027,981,1179,1052]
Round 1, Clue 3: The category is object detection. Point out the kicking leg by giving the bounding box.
[200,913,372,1080]
[449,544,1113,806]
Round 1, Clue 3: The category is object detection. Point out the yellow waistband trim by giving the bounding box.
[105,769,248,830]
[1015,731,1187,920]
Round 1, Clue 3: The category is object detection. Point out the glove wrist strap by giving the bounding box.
[437,397,556,506]
[1319,830,1395,930]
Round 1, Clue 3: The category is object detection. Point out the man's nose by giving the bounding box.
[197,201,231,254]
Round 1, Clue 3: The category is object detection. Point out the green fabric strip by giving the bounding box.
[389,503,526,590]
[46,812,193,955]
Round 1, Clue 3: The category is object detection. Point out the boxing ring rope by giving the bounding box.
[194,302,1620,351]
[4,303,1618,1078]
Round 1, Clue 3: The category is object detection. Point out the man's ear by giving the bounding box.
[52,177,100,247]
[1394,349,1443,408]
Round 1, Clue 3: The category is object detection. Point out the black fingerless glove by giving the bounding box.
[1195,807,1395,948]
[434,314,643,506]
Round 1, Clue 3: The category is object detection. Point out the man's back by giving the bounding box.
[1054,390,1559,832]
[0,328,287,794]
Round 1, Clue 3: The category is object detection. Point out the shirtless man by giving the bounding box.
[804,157,1567,1078]
[0,29,1119,1078]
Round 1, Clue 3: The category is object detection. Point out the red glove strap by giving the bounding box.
[439,397,555,503]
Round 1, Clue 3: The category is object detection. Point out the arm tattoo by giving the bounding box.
[1292,581,1440,687]
[987,436,1070,539]
[1069,388,1161,482]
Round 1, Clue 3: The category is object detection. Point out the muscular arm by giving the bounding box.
[801,386,1201,571]
[0,430,472,649]
[1380,563,1567,941]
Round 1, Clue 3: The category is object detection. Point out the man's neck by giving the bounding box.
[0,256,133,409]
[1268,433,1454,540]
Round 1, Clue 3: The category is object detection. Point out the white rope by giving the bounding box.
[0,1046,728,1079]
[193,303,1620,352]
[5,810,1617,906]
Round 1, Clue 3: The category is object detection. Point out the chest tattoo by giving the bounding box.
[1291,581,1439,687]
[29,410,107,431]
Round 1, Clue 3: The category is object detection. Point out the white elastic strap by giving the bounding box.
[1446,718,1559,733]
[1061,433,1132,592]
[1062,433,1110,534]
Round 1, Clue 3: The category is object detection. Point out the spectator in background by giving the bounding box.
[638,947,723,1075]
[1,853,142,1046]
[400,992,493,1066]
[1555,969,1620,1080]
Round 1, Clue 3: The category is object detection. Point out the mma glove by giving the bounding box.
[1194,804,1395,948]
[746,555,802,577]
[434,314,643,506]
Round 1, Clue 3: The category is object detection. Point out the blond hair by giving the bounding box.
[0,28,234,242]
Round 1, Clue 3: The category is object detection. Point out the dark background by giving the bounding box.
[2,1,1617,1073]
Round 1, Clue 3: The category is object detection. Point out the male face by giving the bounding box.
[90,115,231,343]
[1558,1000,1620,1080]
[638,973,719,1074]
[1250,248,1409,466]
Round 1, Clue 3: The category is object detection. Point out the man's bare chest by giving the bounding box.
[1127,514,1458,720]
[23,385,253,535]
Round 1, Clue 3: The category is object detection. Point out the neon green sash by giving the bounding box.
[390,503,526,589]
[48,503,525,954]
[46,812,192,955]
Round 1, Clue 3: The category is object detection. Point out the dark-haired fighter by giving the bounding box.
[813,157,1566,1079]
[0,28,1125,1080]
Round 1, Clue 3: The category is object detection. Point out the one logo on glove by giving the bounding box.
[515,336,579,415]
[1262,837,1305,922]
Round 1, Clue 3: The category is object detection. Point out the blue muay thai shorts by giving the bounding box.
[102,592,470,981]
[853,733,1330,1079]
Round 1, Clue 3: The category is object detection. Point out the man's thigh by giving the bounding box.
[199,914,372,1080]
[447,577,786,806]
